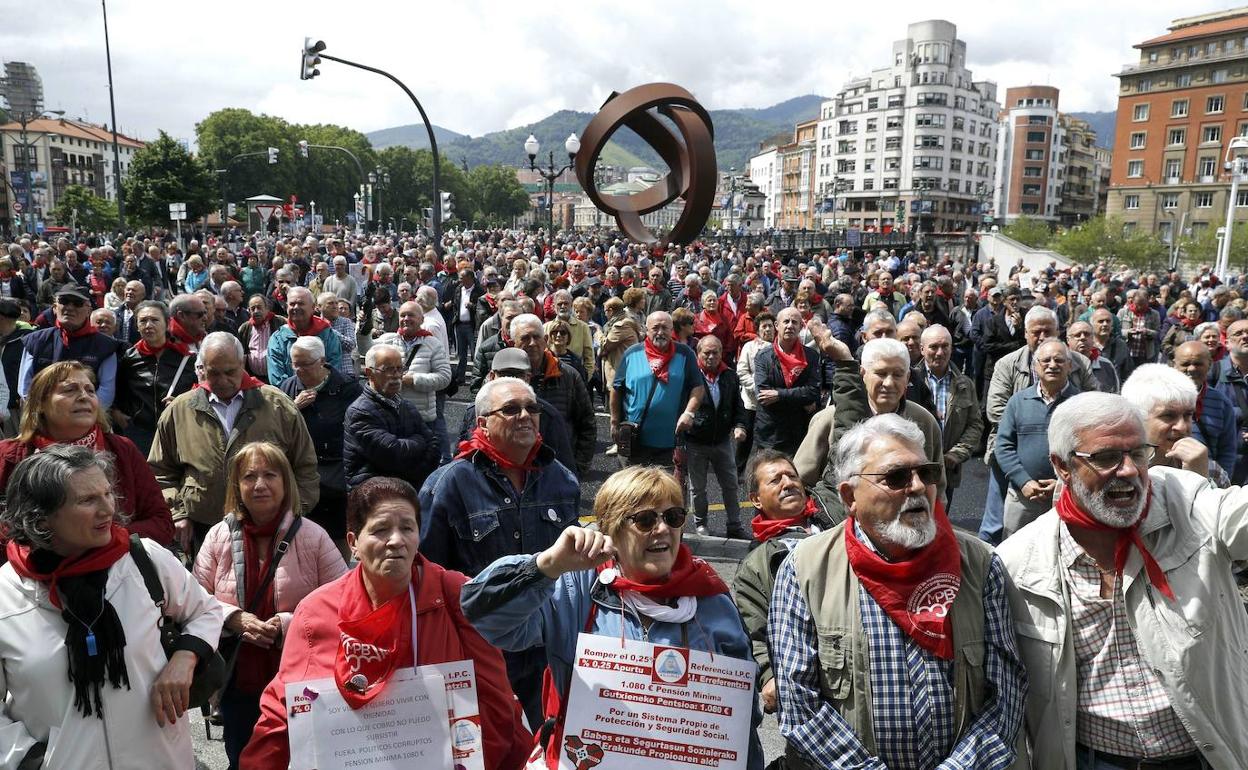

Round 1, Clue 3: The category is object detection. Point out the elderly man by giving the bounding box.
[90,308,118,339]
[908,324,983,505]
[323,254,360,311]
[643,266,674,315]
[1172,340,1239,476]
[772,413,1027,770]
[342,342,441,491]
[546,289,594,379]
[686,335,749,537]
[859,307,899,346]
[1067,320,1120,393]
[277,335,361,546]
[999,391,1248,769]
[996,339,1079,538]
[1091,307,1133,381]
[419,375,580,727]
[1118,288,1160,368]
[19,284,120,408]
[610,310,703,468]
[266,286,343,385]
[439,264,483,381]
[471,298,522,391]
[733,449,835,715]
[896,319,923,366]
[316,290,356,378]
[861,269,906,316]
[754,307,821,455]
[114,279,146,344]
[167,292,209,354]
[377,300,451,449]
[149,332,320,553]
[1122,363,1221,482]
[1212,317,1248,483]
[511,313,594,476]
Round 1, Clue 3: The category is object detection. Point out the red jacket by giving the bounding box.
[0,432,174,546]
[242,556,530,770]
[733,311,758,348]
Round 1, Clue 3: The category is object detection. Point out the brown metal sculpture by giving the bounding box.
[574,83,717,245]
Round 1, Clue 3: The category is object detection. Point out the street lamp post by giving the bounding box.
[101,0,125,228]
[309,200,316,233]
[368,167,389,231]
[1216,135,1248,279]
[524,133,580,245]
[727,167,738,235]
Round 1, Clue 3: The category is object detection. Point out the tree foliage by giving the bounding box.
[1001,216,1052,248]
[122,131,216,225]
[1049,215,1170,270]
[50,185,118,232]
[462,165,530,226]
[1180,223,1248,272]
[375,146,468,228]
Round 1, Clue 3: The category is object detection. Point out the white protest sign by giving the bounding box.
[286,669,451,769]
[558,633,756,770]
[422,659,485,770]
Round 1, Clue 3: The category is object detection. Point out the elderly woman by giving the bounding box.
[241,476,529,768]
[105,276,127,313]
[546,318,589,384]
[1122,363,1230,485]
[1160,300,1202,362]
[1195,320,1226,364]
[462,465,764,770]
[114,300,198,455]
[693,291,737,363]
[0,446,223,769]
[0,361,174,546]
[183,256,208,293]
[193,442,345,769]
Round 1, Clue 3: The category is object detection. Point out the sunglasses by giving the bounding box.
[855,462,942,491]
[624,507,688,532]
[57,296,87,308]
[486,401,539,418]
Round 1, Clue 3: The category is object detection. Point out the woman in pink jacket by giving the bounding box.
[193,441,346,770]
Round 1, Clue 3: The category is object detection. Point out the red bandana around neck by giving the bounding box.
[644,337,676,384]
[597,544,728,600]
[290,315,332,337]
[334,566,414,709]
[7,524,130,609]
[194,372,265,396]
[400,327,432,342]
[249,311,274,329]
[136,336,190,358]
[168,317,203,347]
[772,339,807,387]
[1055,485,1174,601]
[698,360,727,385]
[1086,346,1101,362]
[32,425,107,452]
[844,501,962,660]
[455,426,543,473]
[751,496,818,543]
[55,320,98,348]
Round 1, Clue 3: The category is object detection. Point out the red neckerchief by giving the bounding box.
[540,350,562,380]
[1196,385,1208,420]
[168,317,203,348]
[482,293,498,311]
[249,311,275,329]
[235,513,284,694]
[844,502,962,660]
[647,282,664,295]
[7,524,130,609]
[1130,304,1149,317]
[751,496,818,543]
[800,309,814,323]
[135,338,190,357]
[1179,317,1199,331]
[1087,346,1101,361]
[1213,345,1228,362]
[55,319,98,348]
[596,544,728,600]
[289,315,332,337]
[335,564,414,710]
[698,359,727,385]
[399,327,432,341]
[1055,485,1174,601]
[643,337,676,384]
[693,311,721,336]
[31,425,107,452]
[455,426,543,473]
[773,339,808,387]
[193,373,265,394]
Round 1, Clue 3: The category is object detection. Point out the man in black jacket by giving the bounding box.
[440,264,484,385]
[753,307,821,455]
[686,335,748,537]
[981,285,1026,385]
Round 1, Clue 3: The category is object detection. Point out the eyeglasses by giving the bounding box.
[56,297,87,308]
[855,462,942,491]
[371,365,404,376]
[1070,445,1155,473]
[486,401,539,418]
[624,507,688,532]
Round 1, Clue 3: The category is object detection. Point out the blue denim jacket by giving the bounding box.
[460,553,765,770]
[418,445,580,577]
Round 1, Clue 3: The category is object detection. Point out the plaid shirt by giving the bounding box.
[1059,522,1198,758]
[770,532,1027,770]
[1125,311,1151,358]
[924,366,952,425]
[329,315,357,376]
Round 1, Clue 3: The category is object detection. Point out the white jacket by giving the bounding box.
[377,332,452,421]
[997,466,1248,770]
[0,539,224,770]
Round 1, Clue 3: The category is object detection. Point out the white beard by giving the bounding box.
[875,495,938,550]
[1070,473,1146,528]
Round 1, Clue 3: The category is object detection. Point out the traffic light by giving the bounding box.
[422,207,434,232]
[440,191,454,222]
[268,147,279,165]
[301,38,325,81]
[298,140,309,158]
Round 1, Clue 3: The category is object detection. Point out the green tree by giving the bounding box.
[294,123,377,227]
[196,109,300,211]
[122,131,216,225]
[1180,224,1248,271]
[1001,216,1052,248]
[1050,215,1170,270]
[464,165,530,226]
[375,146,468,228]
[50,185,118,232]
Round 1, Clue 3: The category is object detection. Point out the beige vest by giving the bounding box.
[785,522,993,765]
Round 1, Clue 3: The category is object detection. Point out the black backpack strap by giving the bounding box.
[242,517,302,613]
[129,533,166,609]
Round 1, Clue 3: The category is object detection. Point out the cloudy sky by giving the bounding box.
[1,0,1194,144]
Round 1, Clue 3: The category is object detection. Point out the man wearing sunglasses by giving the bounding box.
[771,413,1027,770]
[17,284,121,409]
[999,391,1248,770]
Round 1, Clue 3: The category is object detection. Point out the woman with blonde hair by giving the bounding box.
[192,441,345,769]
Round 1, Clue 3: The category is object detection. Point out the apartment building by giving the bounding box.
[746,120,819,230]
[1058,114,1107,226]
[994,86,1065,224]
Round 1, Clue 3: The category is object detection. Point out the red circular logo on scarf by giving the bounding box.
[906,573,960,619]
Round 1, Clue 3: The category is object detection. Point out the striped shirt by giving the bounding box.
[924,366,952,425]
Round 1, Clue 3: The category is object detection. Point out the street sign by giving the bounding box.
[35,221,44,234]
[255,204,280,222]
[168,202,187,221]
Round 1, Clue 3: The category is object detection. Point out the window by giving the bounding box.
[1168,128,1186,145]
[865,118,878,132]
[884,136,902,150]
[837,160,856,173]
[887,94,903,108]
[1195,191,1215,208]
[1177,73,1192,88]
[865,138,877,152]
[886,116,902,130]
[1148,51,1159,63]
[951,138,963,152]
[1127,159,1144,177]
[953,116,965,131]
[1203,125,1223,143]
[864,159,875,172]
[1208,95,1225,113]
[1130,131,1146,149]
[915,135,944,149]
[883,162,900,175]
[1137,79,1152,93]
[1172,99,1189,117]
[1028,115,1048,125]
[915,113,946,128]
[863,179,875,191]
[1023,185,1042,196]
[1162,193,1180,209]
[1199,156,1217,177]
[917,92,947,105]
[1023,166,1043,177]
[949,158,962,172]
[837,140,856,153]
[1025,149,1045,160]
[838,120,857,134]
[1021,203,1040,215]
[1213,68,1229,84]
[1124,194,1140,210]
[867,97,879,110]
[1240,121,1248,138]
[1165,158,1182,180]
[1208,42,1218,55]
[954,95,966,109]
[1133,104,1150,121]
[1027,131,1047,142]
[913,156,943,170]
[1238,190,1248,207]
[967,141,975,154]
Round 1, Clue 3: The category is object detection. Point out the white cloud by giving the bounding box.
[1,0,1187,144]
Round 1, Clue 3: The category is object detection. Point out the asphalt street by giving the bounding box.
[190,389,992,768]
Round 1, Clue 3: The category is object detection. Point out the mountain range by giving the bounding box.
[1068,111,1117,149]
[366,95,827,174]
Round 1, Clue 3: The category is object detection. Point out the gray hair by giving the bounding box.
[220,280,241,295]
[197,331,245,367]
[862,307,898,332]
[290,335,326,362]
[1024,305,1057,329]
[1,445,115,548]
[475,376,536,416]
[286,286,313,303]
[416,285,438,311]
[1194,321,1220,339]
[168,293,203,318]
[364,342,403,369]
[135,299,169,322]
[1121,363,1197,420]
[834,414,925,485]
[860,337,909,370]
[1219,305,1244,323]
[510,312,544,340]
[1047,392,1145,461]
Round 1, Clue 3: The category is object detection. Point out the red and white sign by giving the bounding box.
[255,204,280,222]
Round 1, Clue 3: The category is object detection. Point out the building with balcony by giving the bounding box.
[1058,114,1108,226]
[994,86,1065,224]
[1108,6,1248,245]
[814,19,1001,234]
